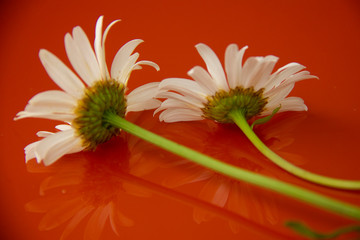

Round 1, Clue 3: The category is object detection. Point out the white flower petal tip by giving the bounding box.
[194,43,228,91]
[151,62,160,71]
[97,15,104,22]
[109,19,121,27]
[96,15,121,28]
[136,60,160,71]
[13,113,22,121]
[155,43,317,123]
[308,75,319,80]
[226,44,248,53]
[194,43,209,50]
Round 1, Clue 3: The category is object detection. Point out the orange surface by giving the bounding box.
[1,0,360,239]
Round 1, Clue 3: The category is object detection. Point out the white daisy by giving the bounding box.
[15,16,160,166]
[155,43,318,123]
[154,44,360,191]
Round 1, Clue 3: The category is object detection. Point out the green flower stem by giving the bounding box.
[286,221,360,239]
[229,109,360,190]
[103,112,360,220]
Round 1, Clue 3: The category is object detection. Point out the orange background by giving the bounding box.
[0,0,360,239]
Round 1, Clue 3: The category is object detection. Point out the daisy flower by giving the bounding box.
[155,43,360,190]
[15,16,160,166]
[155,43,316,123]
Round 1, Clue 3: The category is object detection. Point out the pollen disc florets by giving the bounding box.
[73,79,127,150]
[202,87,268,123]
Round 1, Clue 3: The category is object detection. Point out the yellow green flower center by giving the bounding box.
[202,87,268,123]
[73,79,127,150]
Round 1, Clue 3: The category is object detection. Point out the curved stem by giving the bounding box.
[103,112,360,220]
[286,221,360,239]
[229,109,360,190]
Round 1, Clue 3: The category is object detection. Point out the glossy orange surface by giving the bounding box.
[1,0,360,239]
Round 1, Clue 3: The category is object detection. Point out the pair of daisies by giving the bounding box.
[15,16,316,166]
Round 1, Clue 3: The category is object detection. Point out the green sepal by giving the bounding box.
[250,105,281,129]
[286,221,360,239]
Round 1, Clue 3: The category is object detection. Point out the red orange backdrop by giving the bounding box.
[0,0,359,239]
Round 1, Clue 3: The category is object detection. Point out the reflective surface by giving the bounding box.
[1,0,360,239]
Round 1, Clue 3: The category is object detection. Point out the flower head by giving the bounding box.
[15,16,160,165]
[155,43,317,123]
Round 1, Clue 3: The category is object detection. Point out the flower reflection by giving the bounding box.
[25,136,151,240]
[25,111,306,238]
[24,111,178,240]
[157,111,307,232]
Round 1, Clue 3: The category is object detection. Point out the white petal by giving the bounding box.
[154,98,203,116]
[264,71,317,98]
[25,129,70,163]
[39,49,85,98]
[55,124,72,131]
[159,108,203,122]
[252,55,279,91]
[240,56,265,88]
[67,143,86,155]
[225,44,239,89]
[102,19,120,53]
[278,97,308,112]
[35,129,83,166]
[262,97,307,115]
[127,82,159,103]
[188,66,217,95]
[15,111,75,122]
[102,20,120,48]
[65,27,101,86]
[234,45,249,87]
[28,90,75,105]
[156,91,204,108]
[281,71,318,87]
[265,62,305,90]
[127,82,159,101]
[114,53,139,85]
[101,19,120,79]
[25,141,40,163]
[158,78,207,103]
[23,104,73,115]
[195,43,229,91]
[94,16,109,80]
[133,60,160,71]
[14,90,76,122]
[111,39,144,79]
[22,90,76,114]
[265,83,295,107]
[127,82,161,112]
[36,131,53,138]
[126,100,161,113]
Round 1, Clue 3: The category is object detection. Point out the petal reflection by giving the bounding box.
[25,111,310,239]
[157,112,307,232]
[25,136,150,239]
